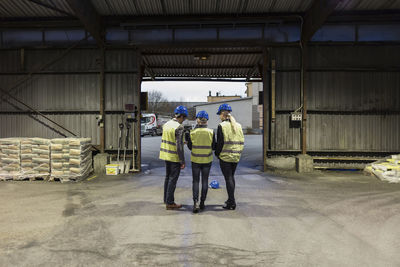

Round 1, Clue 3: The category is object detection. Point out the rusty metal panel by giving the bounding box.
[275,72,300,110]
[0,114,99,143]
[307,114,400,152]
[271,47,301,69]
[105,73,139,111]
[25,49,99,72]
[0,50,21,72]
[308,72,400,111]
[308,46,400,69]
[0,74,99,111]
[106,49,138,71]
[105,114,138,149]
[273,114,300,150]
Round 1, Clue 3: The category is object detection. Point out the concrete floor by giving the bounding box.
[1,135,400,266]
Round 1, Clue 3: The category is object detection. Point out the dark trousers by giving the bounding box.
[192,162,212,202]
[219,160,238,204]
[164,161,181,205]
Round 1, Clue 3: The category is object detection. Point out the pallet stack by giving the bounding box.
[364,155,400,183]
[50,138,92,182]
[20,138,51,181]
[0,138,21,180]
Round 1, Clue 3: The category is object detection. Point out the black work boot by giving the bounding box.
[222,201,236,210]
[193,201,200,213]
[199,200,205,210]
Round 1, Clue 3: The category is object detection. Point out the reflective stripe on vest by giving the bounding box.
[190,127,213,164]
[219,121,244,163]
[159,120,180,162]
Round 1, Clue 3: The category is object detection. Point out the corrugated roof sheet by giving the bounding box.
[2,0,399,18]
[149,67,253,78]
[142,47,262,78]
[336,0,400,11]
[0,0,73,17]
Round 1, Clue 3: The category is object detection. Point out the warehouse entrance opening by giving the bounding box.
[139,81,264,171]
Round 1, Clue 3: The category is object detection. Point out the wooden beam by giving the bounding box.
[65,0,104,46]
[301,0,344,45]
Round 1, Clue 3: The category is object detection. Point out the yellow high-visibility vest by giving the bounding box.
[219,121,244,163]
[159,120,180,162]
[190,127,213,164]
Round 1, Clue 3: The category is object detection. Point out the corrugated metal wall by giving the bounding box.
[1,45,399,153]
[270,46,400,152]
[0,48,140,149]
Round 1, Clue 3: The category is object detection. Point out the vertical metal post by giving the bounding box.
[99,47,106,153]
[270,59,276,151]
[262,48,269,172]
[137,52,144,172]
[301,46,308,155]
[20,48,25,71]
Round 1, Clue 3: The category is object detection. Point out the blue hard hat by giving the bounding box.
[210,180,220,189]
[196,110,209,120]
[217,103,232,115]
[174,105,188,117]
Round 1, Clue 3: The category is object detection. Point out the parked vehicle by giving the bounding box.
[141,113,170,136]
[183,120,196,131]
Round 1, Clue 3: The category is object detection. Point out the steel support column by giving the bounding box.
[262,48,269,172]
[300,46,308,154]
[137,54,145,172]
[99,47,106,153]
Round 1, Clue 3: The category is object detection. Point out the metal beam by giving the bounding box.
[2,11,400,29]
[301,0,344,45]
[142,78,261,82]
[148,65,254,69]
[142,51,262,56]
[65,0,104,46]
[262,48,269,172]
[300,47,308,155]
[99,47,105,153]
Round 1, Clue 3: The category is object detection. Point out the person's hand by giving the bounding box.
[181,163,185,169]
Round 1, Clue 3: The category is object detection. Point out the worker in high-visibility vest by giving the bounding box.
[159,105,188,210]
[187,110,216,213]
[215,103,244,210]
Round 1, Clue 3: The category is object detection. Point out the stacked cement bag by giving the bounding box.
[0,138,21,180]
[20,138,51,180]
[51,138,92,182]
[364,155,400,183]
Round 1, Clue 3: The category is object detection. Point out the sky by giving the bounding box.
[141,81,247,102]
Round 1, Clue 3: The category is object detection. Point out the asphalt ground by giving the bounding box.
[1,135,400,266]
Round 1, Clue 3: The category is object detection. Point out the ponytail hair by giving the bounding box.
[223,111,238,134]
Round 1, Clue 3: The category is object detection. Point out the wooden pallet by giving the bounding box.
[0,176,15,181]
[49,177,79,183]
[29,176,49,181]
